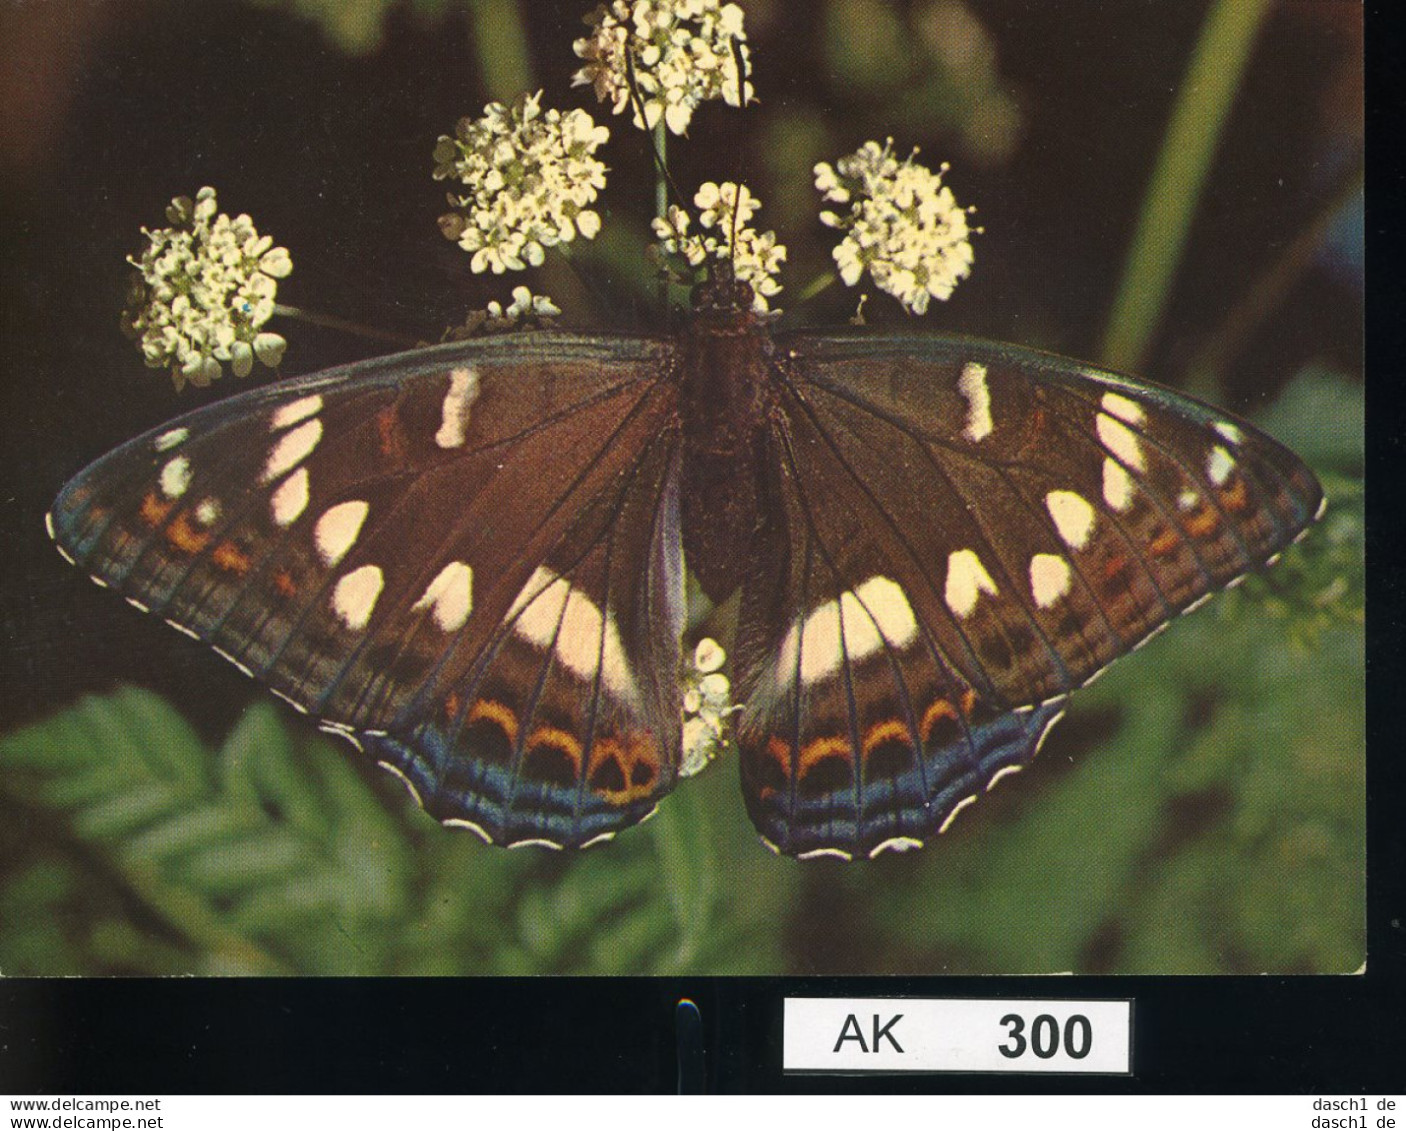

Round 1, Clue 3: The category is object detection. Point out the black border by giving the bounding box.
[0,972,1402,1092]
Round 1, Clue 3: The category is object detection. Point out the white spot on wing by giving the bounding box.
[1097,413,1145,471]
[776,622,800,685]
[1213,421,1244,444]
[938,793,978,834]
[508,566,636,698]
[154,427,188,452]
[159,455,192,499]
[854,576,918,650]
[1131,622,1168,651]
[212,645,253,677]
[412,561,474,632]
[435,367,480,449]
[1207,445,1236,486]
[957,361,993,442]
[1184,592,1213,614]
[945,549,999,619]
[1034,709,1066,757]
[442,818,493,843]
[270,687,309,714]
[320,724,364,753]
[793,576,918,685]
[1100,391,1145,424]
[1045,490,1096,550]
[509,567,568,644]
[986,764,1023,791]
[508,837,564,851]
[331,563,384,630]
[195,498,221,526]
[798,847,853,861]
[797,600,842,684]
[315,500,370,566]
[868,836,923,858]
[260,418,322,483]
[1029,553,1071,608]
[270,467,309,527]
[271,394,323,431]
[1102,457,1135,512]
[377,760,424,809]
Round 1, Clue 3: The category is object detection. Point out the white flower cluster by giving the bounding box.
[573,0,753,136]
[122,187,291,389]
[433,91,608,274]
[680,638,736,776]
[815,139,975,315]
[651,182,786,311]
[448,286,562,339]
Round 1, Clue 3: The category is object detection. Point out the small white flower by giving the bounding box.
[651,182,787,311]
[434,91,609,273]
[814,139,976,315]
[679,636,737,776]
[122,186,292,390]
[447,286,562,340]
[573,0,753,136]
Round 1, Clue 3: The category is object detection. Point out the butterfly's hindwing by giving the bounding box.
[51,333,687,847]
[735,461,1068,859]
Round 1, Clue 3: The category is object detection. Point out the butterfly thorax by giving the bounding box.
[677,282,777,602]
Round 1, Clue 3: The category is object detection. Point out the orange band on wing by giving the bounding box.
[466,698,519,745]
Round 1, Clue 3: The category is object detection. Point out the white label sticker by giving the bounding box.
[784,997,1132,1074]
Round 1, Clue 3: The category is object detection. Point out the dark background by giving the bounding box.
[0,0,1362,722]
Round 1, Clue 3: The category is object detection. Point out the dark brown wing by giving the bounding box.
[50,333,687,849]
[733,332,1322,859]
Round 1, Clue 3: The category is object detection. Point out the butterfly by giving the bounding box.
[48,274,1323,860]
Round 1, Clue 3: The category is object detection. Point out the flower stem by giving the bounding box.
[796,269,839,305]
[1098,0,1275,373]
[273,304,418,349]
[654,119,672,313]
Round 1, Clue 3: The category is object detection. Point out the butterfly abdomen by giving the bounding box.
[678,306,778,602]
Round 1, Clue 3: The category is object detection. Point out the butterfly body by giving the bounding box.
[676,278,780,602]
[50,291,1323,859]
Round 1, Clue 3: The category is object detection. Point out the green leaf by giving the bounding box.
[0,688,415,974]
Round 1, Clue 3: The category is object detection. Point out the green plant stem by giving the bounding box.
[648,773,715,969]
[655,119,672,313]
[1099,0,1276,373]
[465,0,534,100]
[654,120,670,221]
[796,269,839,305]
[273,304,418,348]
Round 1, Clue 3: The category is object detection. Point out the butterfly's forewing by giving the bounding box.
[51,334,687,848]
[734,333,1322,859]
